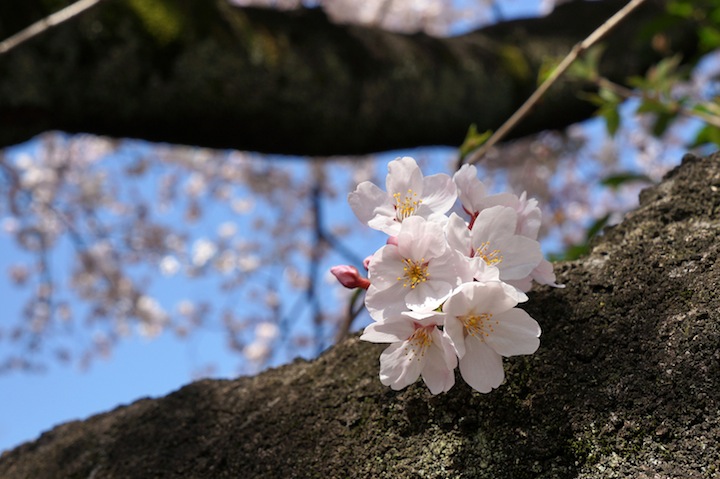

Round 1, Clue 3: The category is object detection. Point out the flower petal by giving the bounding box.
[365,284,407,321]
[360,319,415,344]
[405,280,452,312]
[453,164,487,215]
[386,157,423,199]
[442,315,466,359]
[445,213,471,257]
[472,205,517,243]
[421,335,457,394]
[420,173,457,215]
[492,235,543,280]
[367,244,403,289]
[444,282,518,318]
[459,339,505,393]
[348,181,394,225]
[379,340,424,390]
[485,308,541,357]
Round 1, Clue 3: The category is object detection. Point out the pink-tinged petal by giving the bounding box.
[428,249,470,286]
[432,327,459,370]
[379,339,424,390]
[397,216,446,260]
[420,173,457,215]
[444,282,518,317]
[367,245,403,289]
[471,206,517,244]
[478,192,519,212]
[348,181,393,225]
[459,339,505,393]
[493,235,543,280]
[386,157,423,199]
[532,259,565,288]
[470,258,501,283]
[499,281,528,304]
[405,280,453,312]
[402,310,445,324]
[421,338,456,394]
[365,284,407,321]
[453,164,487,215]
[445,213,471,257]
[516,193,542,239]
[485,308,541,357]
[443,315,467,359]
[367,215,401,236]
[507,275,533,293]
[360,319,415,343]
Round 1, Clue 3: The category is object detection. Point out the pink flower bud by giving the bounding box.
[386,236,399,246]
[330,265,371,290]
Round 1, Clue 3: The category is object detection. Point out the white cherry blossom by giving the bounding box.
[349,156,457,235]
[361,311,456,394]
[454,164,562,290]
[364,216,469,319]
[442,282,541,393]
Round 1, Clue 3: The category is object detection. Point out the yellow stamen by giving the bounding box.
[459,312,498,340]
[393,188,422,221]
[397,258,429,289]
[403,327,432,360]
[476,241,503,265]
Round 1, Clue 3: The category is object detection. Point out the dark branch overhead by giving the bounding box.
[0,0,698,155]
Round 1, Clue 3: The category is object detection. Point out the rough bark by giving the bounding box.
[1,151,720,477]
[0,0,698,155]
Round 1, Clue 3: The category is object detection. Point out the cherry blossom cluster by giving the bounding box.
[332,156,563,394]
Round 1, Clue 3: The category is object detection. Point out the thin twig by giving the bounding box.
[462,0,648,168]
[0,0,105,56]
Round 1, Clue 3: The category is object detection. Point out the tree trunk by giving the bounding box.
[0,0,698,155]
[1,150,719,477]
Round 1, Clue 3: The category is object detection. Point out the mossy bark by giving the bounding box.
[1,151,719,477]
[0,0,698,155]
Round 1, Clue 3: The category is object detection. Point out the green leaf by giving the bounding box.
[691,124,720,147]
[586,214,611,241]
[699,26,720,51]
[600,173,653,189]
[635,99,672,115]
[599,104,621,136]
[651,111,676,136]
[458,124,492,159]
[666,0,695,18]
[548,213,613,262]
[567,45,605,82]
[576,91,605,107]
[548,244,590,262]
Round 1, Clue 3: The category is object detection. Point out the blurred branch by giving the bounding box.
[308,163,325,356]
[334,288,364,344]
[0,0,690,154]
[0,0,105,56]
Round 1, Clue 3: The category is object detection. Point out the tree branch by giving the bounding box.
[0,0,105,56]
[0,0,697,154]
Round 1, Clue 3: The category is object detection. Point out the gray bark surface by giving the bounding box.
[1,151,719,477]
